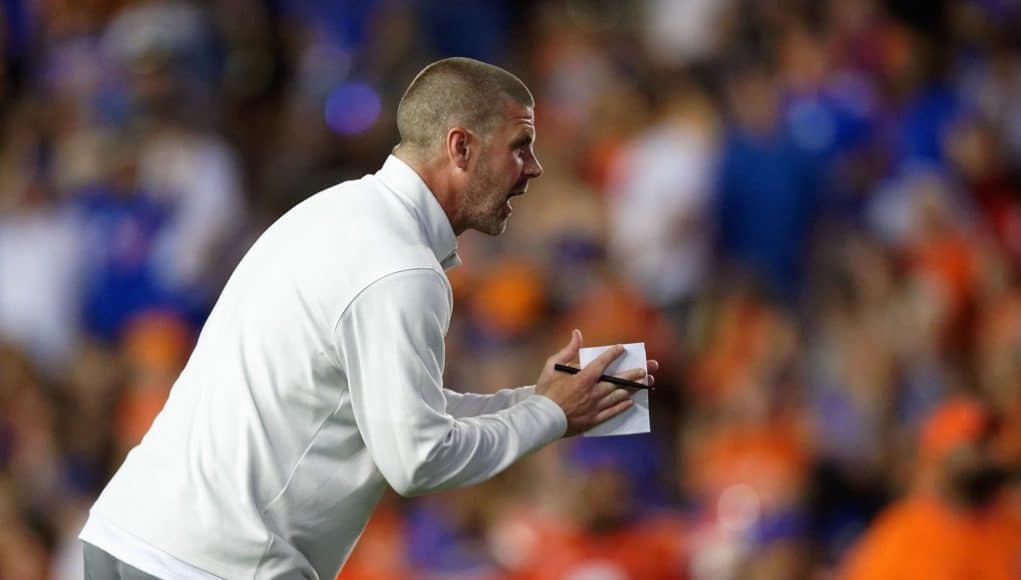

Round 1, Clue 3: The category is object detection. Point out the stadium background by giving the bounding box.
[2,0,1021,578]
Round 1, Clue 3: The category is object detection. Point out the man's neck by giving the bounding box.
[393,148,462,234]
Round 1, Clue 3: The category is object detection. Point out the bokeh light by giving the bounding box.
[324,81,381,136]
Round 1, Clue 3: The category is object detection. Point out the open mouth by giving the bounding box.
[501,186,527,216]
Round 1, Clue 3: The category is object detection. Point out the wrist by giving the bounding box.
[532,393,569,438]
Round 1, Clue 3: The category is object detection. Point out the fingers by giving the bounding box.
[647,359,659,373]
[588,366,643,406]
[616,367,647,384]
[596,367,649,390]
[593,398,634,424]
[550,329,584,365]
[580,344,625,381]
[595,387,633,410]
[590,380,616,401]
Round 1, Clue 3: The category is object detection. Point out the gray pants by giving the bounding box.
[83,543,161,580]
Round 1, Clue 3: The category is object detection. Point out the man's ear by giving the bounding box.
[446,127,473,170]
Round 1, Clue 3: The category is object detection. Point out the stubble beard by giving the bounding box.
[463,165,509,236]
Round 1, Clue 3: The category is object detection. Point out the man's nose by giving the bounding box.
[526,155,543,179]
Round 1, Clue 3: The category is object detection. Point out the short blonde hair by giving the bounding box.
[396,57,534,153]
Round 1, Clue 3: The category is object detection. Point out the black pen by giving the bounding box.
[553,363,654,391]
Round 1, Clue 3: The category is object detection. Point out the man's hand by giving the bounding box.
[535,329,659,437]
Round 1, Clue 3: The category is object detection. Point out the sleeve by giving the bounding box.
[443,386,538,418]
[334,268,567,497]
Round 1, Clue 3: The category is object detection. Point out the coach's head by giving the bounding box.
[394,57,543,236]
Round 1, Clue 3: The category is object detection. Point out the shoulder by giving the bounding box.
[336,268,453,344]
[354,268,451,314]
[277,175,442,271]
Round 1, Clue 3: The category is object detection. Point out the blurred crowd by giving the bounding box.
[2,0,1021,578]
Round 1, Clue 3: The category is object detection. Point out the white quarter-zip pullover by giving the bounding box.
[80,156,568,579]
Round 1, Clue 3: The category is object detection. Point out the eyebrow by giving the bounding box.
[511,133,534,148]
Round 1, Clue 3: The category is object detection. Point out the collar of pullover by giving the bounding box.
[376,155,461,271]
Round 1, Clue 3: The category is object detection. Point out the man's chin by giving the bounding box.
[483,220,509,236]
[470,217,509,236]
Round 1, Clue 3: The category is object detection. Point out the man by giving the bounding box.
[80,57,657,579]
[841,398,1021,579]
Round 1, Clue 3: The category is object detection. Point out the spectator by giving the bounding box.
[605,79,718,315]
[842,398,1021,579]
[714,59,822,300]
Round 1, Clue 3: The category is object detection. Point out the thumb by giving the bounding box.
[551,329,583,364]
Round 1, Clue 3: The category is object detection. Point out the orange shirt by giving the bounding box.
[336,505,409,580]
[686,421,808,513]
[842,495,1021,580]
[500,511,688,580]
